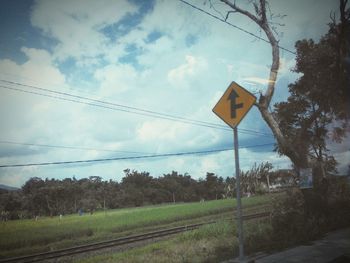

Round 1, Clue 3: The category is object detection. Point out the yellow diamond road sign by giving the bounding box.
[212,82,256,128]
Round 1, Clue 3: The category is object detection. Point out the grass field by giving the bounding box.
[77,218,273,263]
[0,194,274,259]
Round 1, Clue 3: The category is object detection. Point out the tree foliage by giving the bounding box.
[0,163,278,220]
[240,162,272,194]
[274,1,349,182]
[0,171,224,219]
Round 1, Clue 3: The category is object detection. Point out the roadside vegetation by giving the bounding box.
[0,165,281,221]
[75,179,350,263]
[0,194,273,259]
[270,179,350,249]
[77,218,273,263]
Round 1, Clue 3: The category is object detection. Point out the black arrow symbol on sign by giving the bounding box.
[227,89,243,118]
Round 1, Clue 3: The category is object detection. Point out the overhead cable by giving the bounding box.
[0,140,151,155]
[178,0,296,55]
[0,80,273,137]
[0,143,275,168]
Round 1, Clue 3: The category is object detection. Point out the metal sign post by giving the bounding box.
[212,82,256,262]
[234,127,244,261]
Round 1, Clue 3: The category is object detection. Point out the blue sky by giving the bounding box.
[0,0,348,187]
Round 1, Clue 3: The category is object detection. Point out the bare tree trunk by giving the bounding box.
[45,196,53,217]
[220,0,309,170]
[104,197,106,216]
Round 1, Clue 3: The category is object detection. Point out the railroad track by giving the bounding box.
[0,211,270,263]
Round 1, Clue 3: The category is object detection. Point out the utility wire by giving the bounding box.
[1,79,228,128]
[0,143,275,168]
[0,140,151,155]
[178,0,296,55]
[0,79,269,136]
[0,80,273,137]
[0,83,235,133]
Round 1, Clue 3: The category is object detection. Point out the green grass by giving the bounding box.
[78,218,273,263]
[0,195,273,258]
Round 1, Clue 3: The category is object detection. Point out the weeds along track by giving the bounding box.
[0,211,270,263]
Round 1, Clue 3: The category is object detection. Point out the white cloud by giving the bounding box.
[0,172,33,188]
[0,48,66,86]
[0,47,68,142]
[168,55,208,87]
[94,64,138,94]
[30,0,138,61]
[200,156,220,172]
[140,0,209,41]
[137,36,174,66]
[333,151,350,174]
[327,127,350,174]
[137,119,177,142]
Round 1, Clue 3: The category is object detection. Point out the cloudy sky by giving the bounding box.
[0,0,348,187]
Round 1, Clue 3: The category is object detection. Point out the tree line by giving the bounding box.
[0,162,290,220]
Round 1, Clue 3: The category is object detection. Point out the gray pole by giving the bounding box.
[234,127,244,261]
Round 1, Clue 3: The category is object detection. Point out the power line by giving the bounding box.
[1,79,227,128]
[0,79,269,136]
[0,83,235,133]
[178,0,296,55]
[0,140,151,155]
[0,143,275,168]
[0,79,273,137]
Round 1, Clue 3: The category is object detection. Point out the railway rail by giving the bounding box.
[0,211,270,263]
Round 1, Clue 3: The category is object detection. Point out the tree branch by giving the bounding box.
[221,0,279,108]
[220,0,260,24]
[259,0,267,24]
[225,10,237,21]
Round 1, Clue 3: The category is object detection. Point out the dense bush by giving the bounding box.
[270,178,350,248]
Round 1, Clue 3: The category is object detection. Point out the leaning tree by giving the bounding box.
[217,0,349,181]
